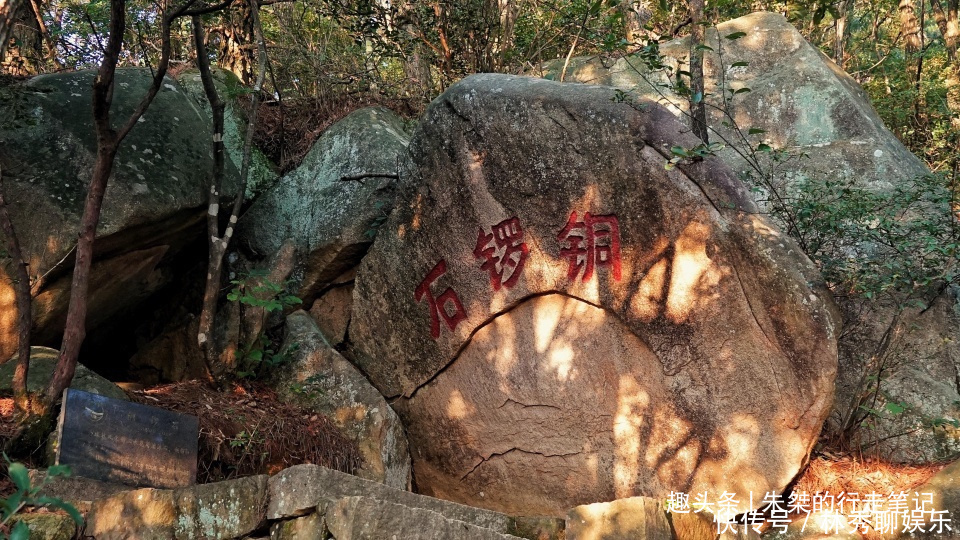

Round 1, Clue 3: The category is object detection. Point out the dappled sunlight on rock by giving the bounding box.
[666,221,725,324]
[351,74,839,516]
[613,375,650,496]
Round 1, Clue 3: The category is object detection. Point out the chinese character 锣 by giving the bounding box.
[474,217,529,290]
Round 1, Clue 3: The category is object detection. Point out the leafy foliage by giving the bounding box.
[227,272,302,379]
[0,460,82,539]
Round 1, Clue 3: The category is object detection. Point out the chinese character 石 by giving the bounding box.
[415,260,467,339]
[557,211,622,281]
[474,217,529,290]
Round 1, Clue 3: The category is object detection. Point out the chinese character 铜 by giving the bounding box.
[557,211,622,281]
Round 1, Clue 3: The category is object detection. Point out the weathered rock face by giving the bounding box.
[176,68,278,200]
[236,107,410,302]
[84,474,268,540]
[349,74,839,516]
[0,347,127,401]
[274,310,411,489]
[543,12,960,464]
[325,496,525,540]
[0,69,229,363]
[542,11,928,192]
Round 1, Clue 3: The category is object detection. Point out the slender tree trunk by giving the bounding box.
[219,0,254,84]
[835,0,850,66]
[194,15,227,377]
[0,170,31,416]
[27,0,61,70]
[196,0,267,380]
[689,0,708,144]
[1,0,41,75]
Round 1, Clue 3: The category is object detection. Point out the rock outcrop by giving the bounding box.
[236,107,410,304]
[349,74,839,516]
[273,311,411,489]
[541,11,960,463]
[541,11,928,193]
[0,347,127,401]
[77,463,563,539]
[0,69,234,363]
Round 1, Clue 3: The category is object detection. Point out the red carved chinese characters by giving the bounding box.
[473,217,529,290]
[557,211,622,281]
[415,260,467,339]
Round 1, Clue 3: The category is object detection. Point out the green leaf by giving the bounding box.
[8,462,29,492]
[670,146,691,158]
[226,292,240,302]
[4,490,23,515]
[733,87,751,94]
[748,127,766,135]
[731,61,749,67]
[757,143,772,153]
[10,521,30,540]
[694,44,714,52]
[885,402,906,415]
[724,31,747,40]
[46,464,72,478]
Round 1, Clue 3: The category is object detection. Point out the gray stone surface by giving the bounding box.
[324,496,525,540]
[84,475,268,539]
[274,311,410,489]
[0,68,234,361]
[267,464,514,534]
[542,11,928,194]
[236,106,410,302]
[0,346,127,401]
[349,73,838,516]
[177,68,278,200]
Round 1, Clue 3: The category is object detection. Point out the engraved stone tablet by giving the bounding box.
[55,388,199,489]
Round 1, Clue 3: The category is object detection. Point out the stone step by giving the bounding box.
[269,464,511,530]
[324,496,525,540]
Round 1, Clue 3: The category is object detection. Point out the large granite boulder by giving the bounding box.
[349,74,839,516]
[543,12,960,463]
[541,11,928,193]
[0,69,233,363]
[236,106,410,303]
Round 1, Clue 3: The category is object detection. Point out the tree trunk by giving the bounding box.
[196,0,266,380]
[689,0,708,144]
[0,170,31,417]
[193,15,227,378]
[900,0,923,53]
[1,0,41,76]
[835,0,850,67]
[218,0,254,85]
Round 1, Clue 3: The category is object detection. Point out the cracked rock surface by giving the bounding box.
[349,73,839,516]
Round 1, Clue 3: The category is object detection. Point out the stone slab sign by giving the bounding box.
[349,74,839,516]
[56,388,199,489]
